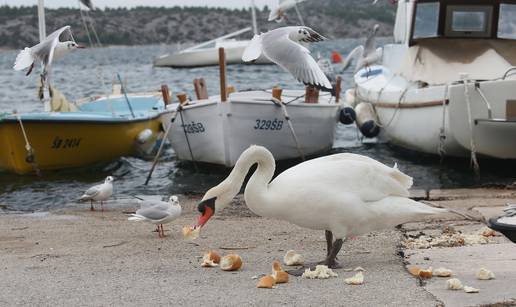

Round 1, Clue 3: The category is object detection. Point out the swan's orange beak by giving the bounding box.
[197,197,216,227]
[197,206,214,227]
[76,44,86,49]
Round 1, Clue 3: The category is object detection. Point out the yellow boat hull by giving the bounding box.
[0,116,163,174]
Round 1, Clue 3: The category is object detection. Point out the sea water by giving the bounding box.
[0,39,515,212]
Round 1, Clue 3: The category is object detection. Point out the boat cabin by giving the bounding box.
[389,0,516,85]
[408,0,516,45]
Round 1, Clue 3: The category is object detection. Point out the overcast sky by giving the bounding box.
[2,0,277,9]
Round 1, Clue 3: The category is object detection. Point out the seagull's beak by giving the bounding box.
[197,197,216,228]
[76,44,86,49]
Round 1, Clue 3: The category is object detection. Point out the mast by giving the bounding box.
[293,0,305,26]
[37,0,46,41]
[251,0,258,35]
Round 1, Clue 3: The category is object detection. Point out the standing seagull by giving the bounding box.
[79,176,114,211]
[341,24,382,73]
[128,196,182,238]
[13,25,84,78]
[243,26,332,90]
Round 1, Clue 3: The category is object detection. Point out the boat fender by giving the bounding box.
[355,102,380,138]
[136,129,153,144]
[339,105,356,125]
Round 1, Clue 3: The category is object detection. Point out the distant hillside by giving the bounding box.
[0,1,395,49]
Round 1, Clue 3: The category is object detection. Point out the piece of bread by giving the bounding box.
[201,250,221,267]
[182,226,200,240]
[256,275,276,289]
[220,254,243,271]
[272,270,289,284]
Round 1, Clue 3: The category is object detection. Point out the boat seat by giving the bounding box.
[194,78,208,100]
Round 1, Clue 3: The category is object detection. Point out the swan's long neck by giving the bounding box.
[218,146,275,213]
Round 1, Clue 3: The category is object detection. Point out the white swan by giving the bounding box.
[195,146,446,272]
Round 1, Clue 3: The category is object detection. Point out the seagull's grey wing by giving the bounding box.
[135,207,170,221]
[45,26,71,68]
[81,184,101,199]
[242,34,263,62]
[340,45,364,71]
[364,30,377,57]
[262,28,332,90]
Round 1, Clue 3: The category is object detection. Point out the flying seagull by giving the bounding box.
[128,196,182,238]
[13,25,84,77]
[79,176,114,211]
[268,0,306,24]
[243,26,332,90]
[79,0,95,10]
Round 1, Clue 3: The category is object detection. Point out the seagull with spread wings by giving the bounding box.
[13,25,84,77]
[242,26,332,90]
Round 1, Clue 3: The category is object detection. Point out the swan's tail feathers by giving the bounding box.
[13,47,34,72]
[368,197,448,230]
[390,167,413,190]
[128,214,146,221]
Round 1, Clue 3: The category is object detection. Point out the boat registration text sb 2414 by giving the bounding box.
[51,137,82,149]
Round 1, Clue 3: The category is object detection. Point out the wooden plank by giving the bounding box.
[218,48,227,102]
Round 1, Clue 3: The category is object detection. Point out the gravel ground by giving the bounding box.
[0,195,438,307]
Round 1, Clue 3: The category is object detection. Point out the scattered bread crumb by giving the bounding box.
[344,272,364,285]
[182,226,200,240]
[283,250,304,266]
[464,286,480,293]
[434,267,453,277]
[476,268,495,280]
[447,278,463,290]
[302,265,338,279]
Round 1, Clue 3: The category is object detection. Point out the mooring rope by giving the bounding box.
[271,97,305,161]
[15,113,41,176]
[178,106,199,172]
[462,77,480,176]
[438,83,450,161]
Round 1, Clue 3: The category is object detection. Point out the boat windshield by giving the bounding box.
[413,2,440,39]
[499,4,516,39]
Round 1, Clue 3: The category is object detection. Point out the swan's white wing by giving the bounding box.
[261,27,332,90]
[271,153,412,203]
[242,34,263,62]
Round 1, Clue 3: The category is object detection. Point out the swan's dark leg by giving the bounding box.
[90,200,95,211]
[287,232,343,276]
[324,239,343,269]
[325,230,333,257]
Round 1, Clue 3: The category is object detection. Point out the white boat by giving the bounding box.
[153,2,271,68]
[153,28,270,68]
[348,0,516,160]
[161,90,342,166]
